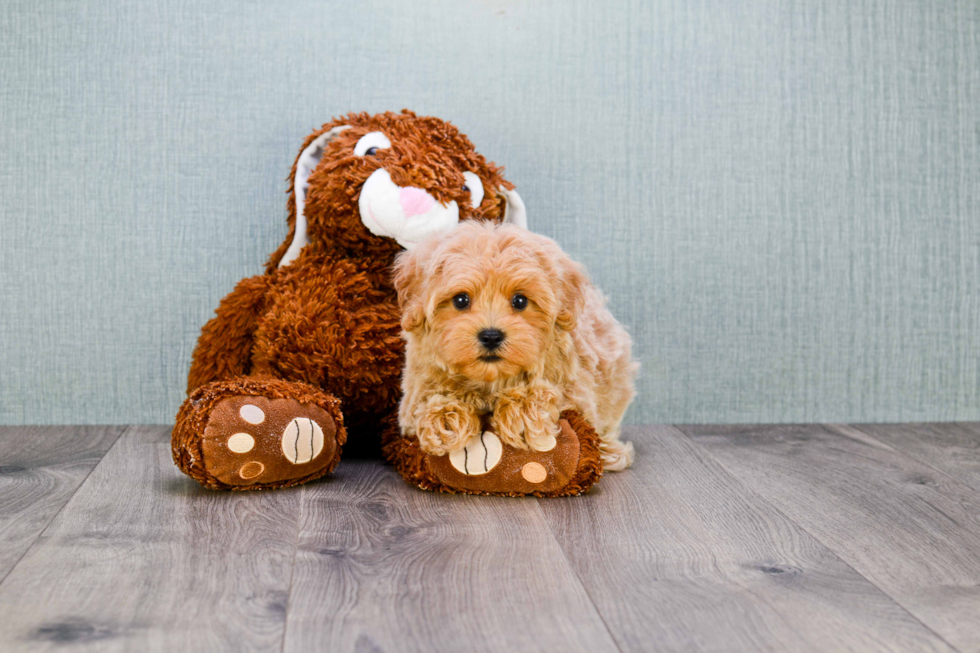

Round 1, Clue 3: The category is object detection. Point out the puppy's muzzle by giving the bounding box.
[477,328,505,352]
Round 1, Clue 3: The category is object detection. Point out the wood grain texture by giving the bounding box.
[840,423,980,493]
[282,460,619,653]
[0,426,302,652]
[3,424,980,652]
[540,425,954,653]
[0,426,123,582]
[680,423,980,653]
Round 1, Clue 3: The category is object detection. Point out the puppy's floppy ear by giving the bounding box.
[392,248,427,332]
[556,259,589,332]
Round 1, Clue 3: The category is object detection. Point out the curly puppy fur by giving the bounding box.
[394,221,638,471]
[184,111,511,456]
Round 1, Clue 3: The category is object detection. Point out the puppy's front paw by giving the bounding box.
[492,385,561,452]
[415,397,482,456]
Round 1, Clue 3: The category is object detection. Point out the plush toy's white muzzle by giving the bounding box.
[358,169,460,249]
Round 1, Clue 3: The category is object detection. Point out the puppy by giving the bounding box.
[393,220,637,471]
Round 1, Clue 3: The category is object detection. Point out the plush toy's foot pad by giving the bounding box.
[383,410,603,497]
[173,378,346,490]
[200,396,339,487]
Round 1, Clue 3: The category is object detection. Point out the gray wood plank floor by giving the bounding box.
[0,423,977,652]
[677,423,980,653]
[0,426,123,583]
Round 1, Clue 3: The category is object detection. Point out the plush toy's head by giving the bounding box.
[267,110,526,270]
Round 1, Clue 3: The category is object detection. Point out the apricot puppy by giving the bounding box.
[394,221,637,471]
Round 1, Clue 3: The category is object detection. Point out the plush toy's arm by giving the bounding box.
[337,298,405,393]
[247,259,407,413]
[187,274,271,393]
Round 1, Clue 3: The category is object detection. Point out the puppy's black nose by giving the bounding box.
[477,328,505,351]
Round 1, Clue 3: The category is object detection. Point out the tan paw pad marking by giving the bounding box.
[521,462,547,484]
[227,432,255,453]
[282,418,325,465]
[449,431,502,476]
[532,433,558,452]
[239,404,265,424]
[239,461,265,479]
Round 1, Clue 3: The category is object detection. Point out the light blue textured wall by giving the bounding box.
[1,0,978,425]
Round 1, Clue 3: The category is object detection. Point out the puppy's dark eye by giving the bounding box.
[511,293,528,311]
[365,147,378,157]
[462,184,470,192]
[452,293,470,310]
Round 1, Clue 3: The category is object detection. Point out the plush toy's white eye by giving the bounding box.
[354,131,391,157]
[462,172,484,208]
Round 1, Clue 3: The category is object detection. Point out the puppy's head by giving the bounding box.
[394,221,588,383]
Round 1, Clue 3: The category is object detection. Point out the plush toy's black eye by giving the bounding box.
[365,147,378,156]
[452,293,470,310]
[462,172,484,208]
[511,294,528,311]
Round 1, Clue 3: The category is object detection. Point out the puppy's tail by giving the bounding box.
[600,437,634,472]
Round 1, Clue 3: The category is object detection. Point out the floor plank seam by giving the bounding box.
[0,424,128,589]
[824,424,980,552]
[278,484,306,653]
[533,500,625,653]
[668,424,966,653]
[827,423,980,505]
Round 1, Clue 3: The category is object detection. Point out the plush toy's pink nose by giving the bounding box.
[399,187,435,217]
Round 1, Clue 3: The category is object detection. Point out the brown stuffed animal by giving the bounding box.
[172,110,603,495]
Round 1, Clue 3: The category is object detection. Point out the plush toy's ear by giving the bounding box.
[392,249,426,332]
[278,125,351,268]
[499,187,527,228]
